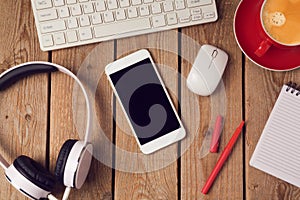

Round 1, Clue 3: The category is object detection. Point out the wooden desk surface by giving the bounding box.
[1,0,300,199]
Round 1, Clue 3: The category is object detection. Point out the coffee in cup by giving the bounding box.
[262,0,300,45]
[255,0,300,57]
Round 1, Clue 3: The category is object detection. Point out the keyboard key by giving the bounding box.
[192,14,202,21]
[79,15,90,26]
[103,11,114,22]
[116,9,126,20]
[163,1,173,12]
[179,17,190,23]
[38,9,58,22]
[151,3,162,14]
[67,0,77,4]
[144,0,154,3]
[191,8,201,15]
[107,0,118,10]
[53,0,65,6]
[42,35,54,46]
[119,0,130,7]
[66,30,78,42]
[177,10,190,23]
[91,13,103,24]
[95,0,106,11]
[152,15,166,27]
[58,7,70,18]
[203,11,215,19]
[166,12,177,25]
[71,4,82,15]
[83,3,94,13]
[94,18,151,38]
[54,32,66,44]
[79,28,93,40]
[139,5,150,16]
[187,0,212,8]
[67,17,78,28]
[127,7,138,18]
[40,20,66,33]
[132,0,142,5]
[36,0,53,10]
[175,0,185,10]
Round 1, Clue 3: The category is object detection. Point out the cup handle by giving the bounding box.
[255,39,272,57]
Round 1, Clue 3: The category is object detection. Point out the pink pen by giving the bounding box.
[210,115,223,153]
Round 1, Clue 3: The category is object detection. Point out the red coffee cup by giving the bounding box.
[233,0,300,71]
[255,0,300,57]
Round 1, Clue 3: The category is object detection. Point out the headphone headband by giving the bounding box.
[0,61,92,169]
[0,63,58,91]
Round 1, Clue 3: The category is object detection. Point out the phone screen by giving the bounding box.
[109,58,180,145]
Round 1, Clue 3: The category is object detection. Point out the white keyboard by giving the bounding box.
[31,0,218,51]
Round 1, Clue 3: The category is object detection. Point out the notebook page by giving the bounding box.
[250,84,300,187]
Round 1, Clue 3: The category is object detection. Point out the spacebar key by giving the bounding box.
[94,18,151,38]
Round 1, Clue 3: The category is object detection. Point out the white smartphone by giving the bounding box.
[105,49,186,154]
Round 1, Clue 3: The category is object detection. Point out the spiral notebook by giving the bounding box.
[250,83,300,187]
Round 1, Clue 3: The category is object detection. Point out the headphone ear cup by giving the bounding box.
[54,139,78,184]
[13,155,56,191]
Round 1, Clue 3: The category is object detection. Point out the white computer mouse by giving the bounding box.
[186,45,228,96]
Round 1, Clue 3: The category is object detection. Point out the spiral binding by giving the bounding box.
[286,81,300,96]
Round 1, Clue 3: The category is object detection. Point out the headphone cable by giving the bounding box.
[47,186,71,200]
[0,154,9,170]
[62,186,71,200]
[48,194,58,200]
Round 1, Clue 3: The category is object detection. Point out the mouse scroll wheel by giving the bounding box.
[212,50,218,58]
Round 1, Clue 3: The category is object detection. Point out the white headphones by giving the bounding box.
[0,62,93,200]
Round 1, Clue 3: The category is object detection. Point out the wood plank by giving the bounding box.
[180,0,243,198]
[114,31,179,200]
[50,42,114,199]
[245,60,300,199]
[0,0,48,199]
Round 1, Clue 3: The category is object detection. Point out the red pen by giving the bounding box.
[201,121,245,194]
